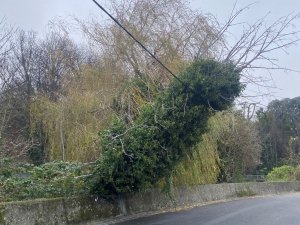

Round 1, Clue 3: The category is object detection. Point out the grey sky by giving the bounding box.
[1,0,300,106]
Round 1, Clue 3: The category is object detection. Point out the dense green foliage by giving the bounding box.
[257,97,300,171]
[0,158,90,202]
[266,165,295,181]
[90,60,243,196]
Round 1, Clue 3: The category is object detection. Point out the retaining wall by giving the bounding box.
[1,182,300,225]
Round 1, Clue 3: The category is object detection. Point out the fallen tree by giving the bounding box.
[90,59,243,197]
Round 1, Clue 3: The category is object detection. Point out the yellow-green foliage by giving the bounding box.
[173,110,261,186]
[267,165,295,181]
[30,66,126,162]
[173,112,227,186]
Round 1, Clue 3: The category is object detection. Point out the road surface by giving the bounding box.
[113,193,300,225]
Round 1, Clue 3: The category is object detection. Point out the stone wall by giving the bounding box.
[0,197,120,225]
[1,182,300,225]
[123,182,300,215]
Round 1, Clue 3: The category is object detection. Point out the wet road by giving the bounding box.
[114,193,300,225]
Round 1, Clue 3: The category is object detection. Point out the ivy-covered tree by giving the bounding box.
[90,59,243,196]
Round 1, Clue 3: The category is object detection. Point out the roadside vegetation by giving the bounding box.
[0,0,300,201]
[0,158,91,202]
[266,165,300,182]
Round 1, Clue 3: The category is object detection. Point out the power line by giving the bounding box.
[91,0,185,85]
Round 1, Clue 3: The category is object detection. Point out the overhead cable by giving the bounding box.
[91,0,185,85]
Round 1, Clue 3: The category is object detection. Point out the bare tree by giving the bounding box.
[78,0,221,81]
[217,111,262,182]
[36,30,83,99]
[201,4,300,104]
[0,18,15,91]
[0,18,14,145]
[79,1,300,106]
[0,26,85,161]
[0,18,13,64]
[9,30,39,101]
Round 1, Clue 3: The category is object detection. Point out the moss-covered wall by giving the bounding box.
[1,182,300,225]
[0,197,121,225]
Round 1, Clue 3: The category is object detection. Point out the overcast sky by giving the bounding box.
[1,0,300,106]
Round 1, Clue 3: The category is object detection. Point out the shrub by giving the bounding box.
[0,159,91,202]
[266,165,295,182]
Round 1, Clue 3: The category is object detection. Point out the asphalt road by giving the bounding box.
[114,193,300,225]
